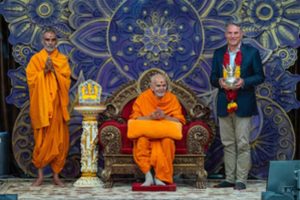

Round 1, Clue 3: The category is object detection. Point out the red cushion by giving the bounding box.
[174,125,188,154]
[132,182,176,191]
[121,99,135,119]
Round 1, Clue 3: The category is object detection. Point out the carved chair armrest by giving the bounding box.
[190,104,211,121]
[98,121,124,154]
[185,120,213,154]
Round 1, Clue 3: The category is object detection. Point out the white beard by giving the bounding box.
[155,91,165,97]
[45,45,56,53]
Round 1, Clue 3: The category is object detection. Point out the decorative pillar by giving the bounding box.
[73,80,106,187]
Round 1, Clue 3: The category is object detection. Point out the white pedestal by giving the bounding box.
[73,105,106,187]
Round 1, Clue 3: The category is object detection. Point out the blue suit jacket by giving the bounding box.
[210,44,265,117]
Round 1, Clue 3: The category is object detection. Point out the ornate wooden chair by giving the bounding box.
[98,68,216,188]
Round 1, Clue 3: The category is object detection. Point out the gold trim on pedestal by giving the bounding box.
[73,105,106,187]
[82,172,97,177]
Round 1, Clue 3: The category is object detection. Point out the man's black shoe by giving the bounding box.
[234,182,246,190]
[213,181,235,188]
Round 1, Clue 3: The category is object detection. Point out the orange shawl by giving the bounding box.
[26,49,71,129]
[130,89,186,124]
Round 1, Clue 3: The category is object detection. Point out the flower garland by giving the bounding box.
[223,49,242,113]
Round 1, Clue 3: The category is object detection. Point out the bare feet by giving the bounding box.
[32,168,44,186]
[53,178,65,187]
[154,178,166,186]
[53,173,64,187]
[141,171,154,186]
[31,177,43,186]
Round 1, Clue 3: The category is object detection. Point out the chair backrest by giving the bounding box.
[99,68,216,154]
[121,98,136,119]
[102,68,210,122]
[266,160,300,195]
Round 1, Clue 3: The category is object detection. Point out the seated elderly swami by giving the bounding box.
[127,73,186,186]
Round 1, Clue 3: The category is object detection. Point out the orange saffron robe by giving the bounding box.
[26,49,71,173]
[130,89,186,183]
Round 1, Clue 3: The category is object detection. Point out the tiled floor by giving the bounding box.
[0,178,266,200]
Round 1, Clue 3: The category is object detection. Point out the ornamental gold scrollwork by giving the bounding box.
[100,126,122,154]
[191,104,210,120]
[101,168,113,188]
[187,125,210,154]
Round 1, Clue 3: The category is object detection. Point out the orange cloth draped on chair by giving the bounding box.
[130,89,185,183]
[26,49,71,173]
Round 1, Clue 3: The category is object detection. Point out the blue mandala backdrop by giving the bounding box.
[1,0,300,178]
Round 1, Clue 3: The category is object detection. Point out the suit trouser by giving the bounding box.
[219,114,251,184]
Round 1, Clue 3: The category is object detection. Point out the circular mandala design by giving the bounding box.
[248,0,282,30]
[274,48,297,69]
[28,0,61,26]
[108,0,204,79]
[12,45,35,66]
[249,97,295,178]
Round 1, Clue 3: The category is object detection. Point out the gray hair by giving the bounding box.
[41,27,57,38]
[225,19,242,29]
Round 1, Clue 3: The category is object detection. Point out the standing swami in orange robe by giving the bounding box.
[26,28,71,187]
[130,73,186,186]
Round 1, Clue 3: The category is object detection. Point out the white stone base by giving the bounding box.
[73,177,103,187]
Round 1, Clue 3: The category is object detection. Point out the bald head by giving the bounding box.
[150,73,166,84]
[150,73,168,98]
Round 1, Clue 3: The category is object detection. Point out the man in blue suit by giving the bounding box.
[210,21,264,190]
